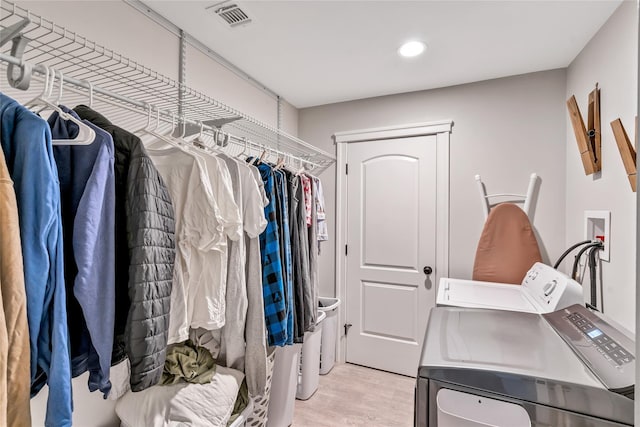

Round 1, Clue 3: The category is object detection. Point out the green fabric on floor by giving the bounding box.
[227,379,249,426]
[161,340,217,385]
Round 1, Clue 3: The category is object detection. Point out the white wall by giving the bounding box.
[565,0,638,331]
[299,69,568,298]
[187,44,276,126]
[9,1,298,426]
[280,99,299,136]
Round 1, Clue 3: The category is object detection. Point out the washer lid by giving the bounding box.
[420,307,602,388]
[437,278,536,312]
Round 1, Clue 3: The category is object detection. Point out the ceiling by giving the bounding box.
[141,1,621,108]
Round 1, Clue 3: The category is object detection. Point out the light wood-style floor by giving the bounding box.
[292,363,415,427]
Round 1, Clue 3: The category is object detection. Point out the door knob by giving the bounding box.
[423,266,433,275]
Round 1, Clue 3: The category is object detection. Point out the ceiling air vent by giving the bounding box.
[211,3,251,27]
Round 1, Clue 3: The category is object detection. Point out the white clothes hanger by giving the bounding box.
[246,141,257,163]
[250,145,264,165]
[216,130,230,148]
[31,68,55,115]
[258,146,268,165]
[80,79,94,108]
[295,161,306,177]
[23,65,51,109]
[133,103,154,136]
[284,154,297,173]
[141,107,186,151]
[236,137,248,159]
[274,149,286,170]
[196,122,222,153]
[25,66,96,146]
[188,121,207,147]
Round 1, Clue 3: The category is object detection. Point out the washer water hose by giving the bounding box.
[571,241,604,281]
[553,239,591,269]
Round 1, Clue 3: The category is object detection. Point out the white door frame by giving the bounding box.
[333,120,453,364]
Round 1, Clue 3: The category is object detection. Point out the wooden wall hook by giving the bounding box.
[610,117,637,192]
[567,84,601,175]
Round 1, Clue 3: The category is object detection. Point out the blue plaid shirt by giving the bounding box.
[255,163,288,346]
[274,170,294,345]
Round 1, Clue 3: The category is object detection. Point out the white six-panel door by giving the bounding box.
[345,135,437,376]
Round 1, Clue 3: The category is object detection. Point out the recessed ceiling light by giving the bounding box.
[398,41,426,58]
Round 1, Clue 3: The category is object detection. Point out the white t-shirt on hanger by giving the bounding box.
[147,144,222,343]
[188,152,242,331]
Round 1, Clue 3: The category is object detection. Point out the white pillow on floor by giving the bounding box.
[116,366,244,427]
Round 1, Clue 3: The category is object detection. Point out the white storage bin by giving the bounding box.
[295,310,326,400]
[266,344,302,427]
[318,297,341,375]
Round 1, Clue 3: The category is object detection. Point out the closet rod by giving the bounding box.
[0,52,322,169]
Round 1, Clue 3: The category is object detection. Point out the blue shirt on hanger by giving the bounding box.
[0,93,72,427]
[49,107,116,398]
[254,162,288,346]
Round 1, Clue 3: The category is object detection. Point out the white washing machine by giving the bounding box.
[436,262,583,314]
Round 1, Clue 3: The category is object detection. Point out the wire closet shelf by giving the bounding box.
[0,1,336,171]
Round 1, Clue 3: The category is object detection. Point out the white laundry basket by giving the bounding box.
[295,310,326,400]
[229,399,254,427]
[318,297,341,375]
[246,349,275,427]
[266,343,302,427]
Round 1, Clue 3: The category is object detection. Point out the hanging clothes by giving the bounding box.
[1,93,72,427]
[48,107,116,397]
[74,105,176,392]
[306,174,319,329]
[146,145,221,342]
[313,176,329,245]
[254,162,288,346]
[301,174,312,226]
[285,170,308,343]
[216,154,249,370]
[273,169,294,345]
[0,146,31,427]
[288,173,312,335]
[187,151,242,330]
[244,162,270,395]
[216,153,268,397]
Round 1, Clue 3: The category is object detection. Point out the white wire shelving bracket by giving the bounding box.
[0,1,336,172]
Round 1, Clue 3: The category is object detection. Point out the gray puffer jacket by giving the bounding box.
[75,105,176,391]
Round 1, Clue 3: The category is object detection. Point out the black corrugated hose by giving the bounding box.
[587,243,603,309]
[553,239,591,269]
[571,241,604,281]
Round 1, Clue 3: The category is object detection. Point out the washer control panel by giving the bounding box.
[565,311,633,366]
[521,263,583,310]
[544,304,635,396]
